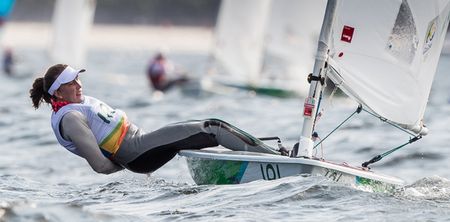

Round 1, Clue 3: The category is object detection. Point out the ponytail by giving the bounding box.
[29,77,51,109]
[29,64,67,109]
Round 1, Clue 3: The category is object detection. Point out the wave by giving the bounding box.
[396,176,450,201]
[0,200,129,222]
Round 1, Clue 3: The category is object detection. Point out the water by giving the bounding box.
[1,46,450,221]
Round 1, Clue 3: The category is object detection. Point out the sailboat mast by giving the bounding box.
[296,0,337,158]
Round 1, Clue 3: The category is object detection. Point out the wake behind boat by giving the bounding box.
[179,0,450,191]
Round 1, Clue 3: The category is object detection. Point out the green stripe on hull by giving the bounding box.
[355,176,397,192]
[186,157,248,185]
[249,86,297,98]
[222,83,297,98]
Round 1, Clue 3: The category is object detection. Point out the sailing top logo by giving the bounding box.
[423,17,437,54]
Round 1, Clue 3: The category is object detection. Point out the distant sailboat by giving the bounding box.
[206,0,328,98]
[50,0,96,67]
[263,0,327,97]
[179,0,450,191]
[204,0,280,96]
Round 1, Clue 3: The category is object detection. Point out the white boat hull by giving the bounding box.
[179,148,405,191]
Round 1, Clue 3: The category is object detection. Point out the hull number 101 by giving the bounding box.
[260,164,281,180]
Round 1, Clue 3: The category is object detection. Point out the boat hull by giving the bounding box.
[200,75,300,98]
[179,148,405,192]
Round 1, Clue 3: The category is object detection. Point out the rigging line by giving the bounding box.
[311,69,321,98]
[361,108,417,137]
[313,78,338,134]
[312,90,324,133]
[313,105,362,149]
[315,82,339,125]
[313,63,333,132]
[361,136,422,168]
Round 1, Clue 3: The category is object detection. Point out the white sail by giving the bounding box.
[213,0,271,85]
[264,0,327,95]
[50,0,96,67]
[327,0,450,129]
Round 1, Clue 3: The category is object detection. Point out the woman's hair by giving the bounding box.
[29,64,68,109]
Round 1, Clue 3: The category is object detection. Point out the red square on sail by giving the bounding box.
[341,25,355,43]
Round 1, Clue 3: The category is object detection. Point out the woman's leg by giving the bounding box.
[124,119,278,173]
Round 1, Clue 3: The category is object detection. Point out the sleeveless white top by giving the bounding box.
[51,96,128,157]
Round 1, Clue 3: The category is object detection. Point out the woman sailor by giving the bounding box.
[29,64,280,174]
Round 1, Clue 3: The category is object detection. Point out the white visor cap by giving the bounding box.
[47,66,85,95]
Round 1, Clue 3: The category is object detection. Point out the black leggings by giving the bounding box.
[118,119,278,173]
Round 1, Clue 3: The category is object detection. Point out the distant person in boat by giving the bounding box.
[29,64,279,174]
[3,47,14,76]
[147,52,188,92]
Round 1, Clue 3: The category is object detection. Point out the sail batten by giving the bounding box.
[327,0,450,128]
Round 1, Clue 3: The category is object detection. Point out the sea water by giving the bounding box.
[1,46,450,221]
